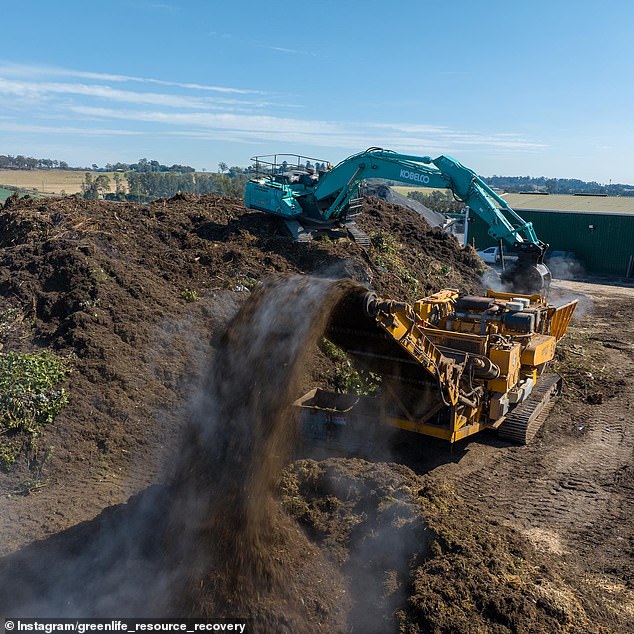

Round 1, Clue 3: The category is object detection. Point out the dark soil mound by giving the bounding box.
[0,272,601,633]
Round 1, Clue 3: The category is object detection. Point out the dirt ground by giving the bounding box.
[0,192,632,632]
[383,278,634,629]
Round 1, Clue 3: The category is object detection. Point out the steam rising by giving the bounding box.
[0,276,361,628]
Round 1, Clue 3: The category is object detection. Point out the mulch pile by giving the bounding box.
[0,192,604,631]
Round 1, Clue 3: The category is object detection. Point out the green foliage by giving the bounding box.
[0,351,68,469]
[125,170,247,202]
[370,230,399,255]
[369,231,421,297]
[81,173,111,199]
[408,190,465,213]
[320,339,381,395]
[235,276,259,290]
[90,267,110,284]
[180,288,201,302]
[484,174,633,195]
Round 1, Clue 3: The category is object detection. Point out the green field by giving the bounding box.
[392,185,447,196]
[0,187,15,203]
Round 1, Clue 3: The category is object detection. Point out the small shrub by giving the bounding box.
[180,288,201,302]
[370,231,399,255]
[236,276,259,290]
[0,351,68,469]
[320,339,381,395]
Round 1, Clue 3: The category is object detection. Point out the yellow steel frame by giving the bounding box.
[385,401,499,443]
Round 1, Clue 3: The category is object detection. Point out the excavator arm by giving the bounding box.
[312,148,550,293]
[313,148,451,216]
[316,149,544,250]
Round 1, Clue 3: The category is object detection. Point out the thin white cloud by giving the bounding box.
[0,121,141,136]
[67,105,545,153]
[265,46,317,57]
[0,78,214,109]
[133,1,178,10]
[0,61,263,95]
[70,105,346,135]
[0,77,300,113]
[0,60,547,161]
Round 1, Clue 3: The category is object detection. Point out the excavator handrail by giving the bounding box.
[250,153,331,177]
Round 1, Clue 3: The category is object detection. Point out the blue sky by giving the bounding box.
[1,0,632,182]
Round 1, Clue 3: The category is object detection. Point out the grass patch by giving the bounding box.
[0,351,68,469]
[0,187,16,203]
[0,169,124,195]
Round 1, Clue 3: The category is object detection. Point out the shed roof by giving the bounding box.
[501,193,634,214]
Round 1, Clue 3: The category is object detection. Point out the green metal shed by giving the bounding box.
[467,207,634,276]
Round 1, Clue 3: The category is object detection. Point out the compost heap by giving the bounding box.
[0,193,604,632]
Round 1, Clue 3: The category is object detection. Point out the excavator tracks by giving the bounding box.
[344,221,371,248]
[498,373,563,444]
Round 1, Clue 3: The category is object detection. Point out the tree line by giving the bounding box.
[484,175,634,196]
[81,170,248,201]
[0,154,196,174]
[8,150,633,202]
[0,155,69,170]
[407,190,465,213]
[102,158,195,173]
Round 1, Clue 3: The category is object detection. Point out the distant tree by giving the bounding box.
[81,172,96,199]
[113,173,126,199]
[81,173,110,199]
[218,162,228,174]
[95,174,111,197]
[408,190,465,213]
[227,165,245,178]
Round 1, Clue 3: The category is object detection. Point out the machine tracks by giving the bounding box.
[498,373,562,444]
[455,397,632,561]
[344,221,371,248]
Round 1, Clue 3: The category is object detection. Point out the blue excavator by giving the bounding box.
[244,147,551,294]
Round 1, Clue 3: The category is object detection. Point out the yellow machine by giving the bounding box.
[296,287,577,445]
